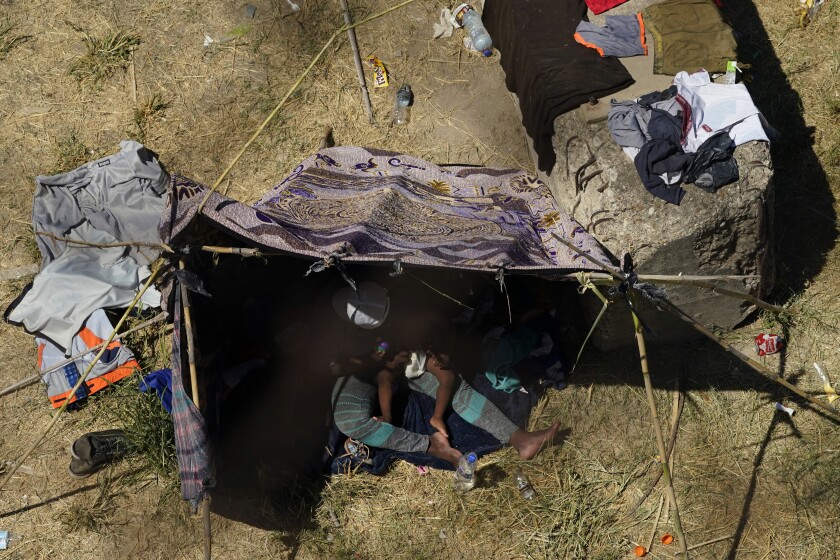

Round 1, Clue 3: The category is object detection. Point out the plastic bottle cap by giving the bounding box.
[661,533,674,545]
[466,453,477,463]
[634,545,647,557]
[481,49,492,57]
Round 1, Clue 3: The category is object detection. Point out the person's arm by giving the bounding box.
[377,368,395,424]
[425,355,458,437]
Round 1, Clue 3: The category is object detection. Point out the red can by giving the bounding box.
[755,333,784,356]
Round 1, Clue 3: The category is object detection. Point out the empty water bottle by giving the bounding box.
[0,531,21,550]
[453,452,478,491]
[461,7,493,56]
[514,470,535,500]
[722,60,738,85]
[393,85,412,126]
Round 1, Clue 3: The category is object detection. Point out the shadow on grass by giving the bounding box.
[722,0,838,298]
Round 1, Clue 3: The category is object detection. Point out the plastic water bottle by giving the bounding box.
[461,8,493,57]
[393,85,412,126]
[814,363,839,403]
[723,60,738,85]
[0,531,21,550]
[514,470,535,500]
[453,452,478,491]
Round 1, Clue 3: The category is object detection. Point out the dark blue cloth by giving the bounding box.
[139,368,173,414]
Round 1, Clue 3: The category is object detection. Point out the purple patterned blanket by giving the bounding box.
[162,147,607,273]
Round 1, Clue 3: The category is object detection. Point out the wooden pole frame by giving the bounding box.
[339,0,375,124]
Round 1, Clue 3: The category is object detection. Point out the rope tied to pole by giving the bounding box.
[305,249,357,291]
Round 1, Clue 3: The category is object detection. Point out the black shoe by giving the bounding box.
[67,429,129,479]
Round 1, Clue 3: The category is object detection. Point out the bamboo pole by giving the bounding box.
[550,234,840,422]
[199,245,264,257]
[661,299,840,421]
[195,0,417,216]
[681,534,734,553]
[645,494,665,552]
[0,312,167,398]
[626,380,685,515]
[179,260,201,409]
[203,495,212,559]
[631,294,690,559]
[34,230,171,252]
[339,0,375,124]
[0,265,162,492]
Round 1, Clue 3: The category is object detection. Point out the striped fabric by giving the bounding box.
[170,288,212,511]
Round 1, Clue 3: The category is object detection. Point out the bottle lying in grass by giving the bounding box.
[0,531,21,550]
[514,470,535,500]
[453,452,478,491]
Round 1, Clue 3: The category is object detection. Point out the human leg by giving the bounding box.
[409,373,560,459]
[332,375,428,452]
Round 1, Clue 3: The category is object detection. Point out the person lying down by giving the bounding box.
[323,281,560,467]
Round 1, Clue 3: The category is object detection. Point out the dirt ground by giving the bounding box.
[0,0,838,559]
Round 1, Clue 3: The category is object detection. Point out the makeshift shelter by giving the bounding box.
[157,146,613,510]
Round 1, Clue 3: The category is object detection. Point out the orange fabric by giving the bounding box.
[37,343,45,370]
[637,13,648,56]
[77,327,120,351]
[48,359,139,408]
[573,32,605,57]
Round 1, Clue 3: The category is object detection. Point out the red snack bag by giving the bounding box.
[755,333,784,356]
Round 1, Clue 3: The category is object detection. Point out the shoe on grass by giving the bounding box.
[70,429,129,461]
[68,456,105,479]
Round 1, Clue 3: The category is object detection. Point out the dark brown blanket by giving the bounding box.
[484,0,634,173]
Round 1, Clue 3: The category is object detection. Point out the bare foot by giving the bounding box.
[427,431,462,467]
[430,416,449,438]
[509,420,561,460]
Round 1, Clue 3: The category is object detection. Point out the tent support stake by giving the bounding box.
[631,295,690,559]
[551,233,840,422]
[179,260,201,409]
[203,494,212,559]
[339,0,375,124]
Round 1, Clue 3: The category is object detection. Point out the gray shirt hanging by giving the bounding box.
[7,141,169,352]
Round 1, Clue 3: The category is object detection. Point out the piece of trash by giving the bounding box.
[814,363,839,403]
[438,528,447,540]
[1,461,35,477]
[285,0,301,12]
[244,4,257,18]
[660,533,674,545]
[774,402,795,417]
[328,506,341,528]
[754,333,784,356]
[797,0,824,27]
[326,532,334,542]
[0,531,22,551]
[366,56,389,88]
[393,84,412,126]
[514,469,536,500]
[634,544,647,557]
[432,8,455,39]
[203,35,214,47]
[417,465,429,476]
[454,3,493,56]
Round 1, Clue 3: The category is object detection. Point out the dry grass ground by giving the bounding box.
[0,0,838,559]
